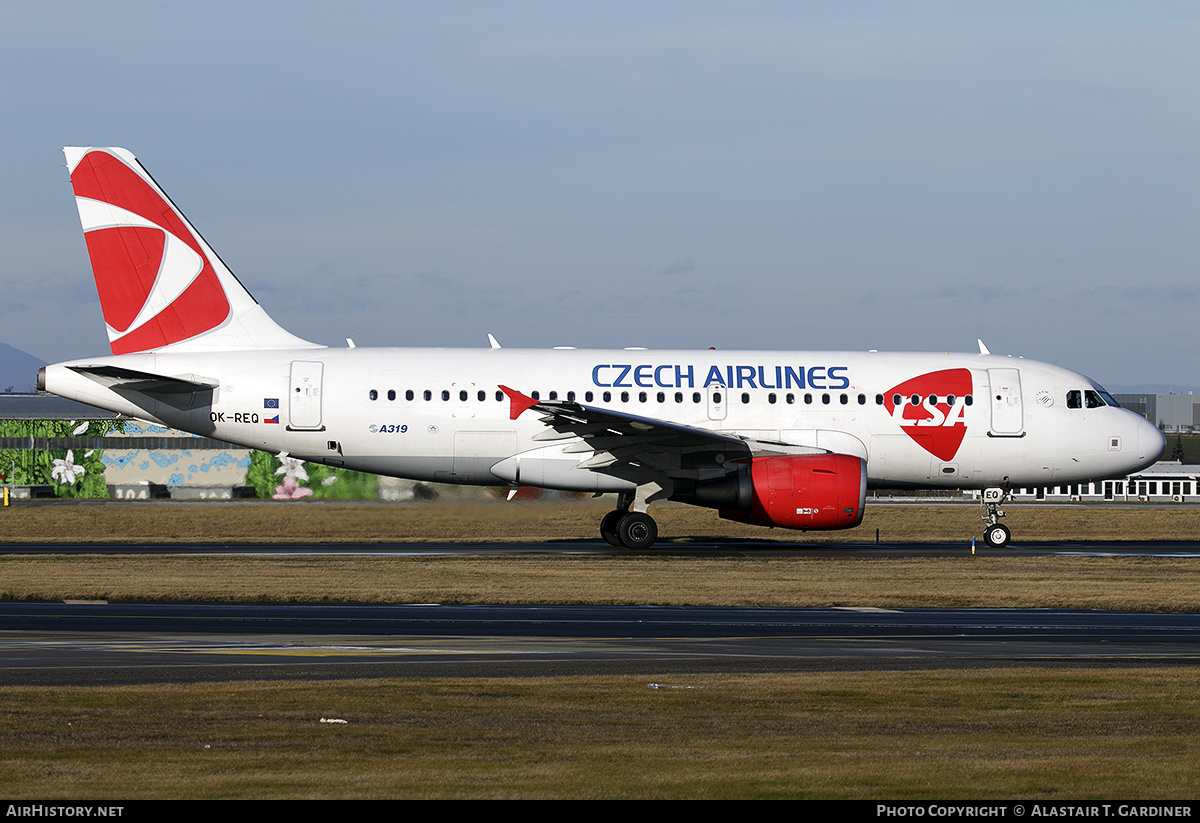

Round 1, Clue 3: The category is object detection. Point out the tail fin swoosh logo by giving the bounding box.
[69,150,231,354]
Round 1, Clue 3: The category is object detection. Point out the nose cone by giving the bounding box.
[1135,415,1166,471]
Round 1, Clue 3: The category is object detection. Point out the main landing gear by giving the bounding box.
[600,507,659,550]
[980,487,1012,548]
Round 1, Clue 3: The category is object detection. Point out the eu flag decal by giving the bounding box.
[264,398,280,409]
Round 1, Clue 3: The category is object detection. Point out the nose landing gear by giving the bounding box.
[980,487,1012,548]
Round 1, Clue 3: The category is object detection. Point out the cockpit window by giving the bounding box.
[1069,388,1121,410]
[1085,389,1121,409]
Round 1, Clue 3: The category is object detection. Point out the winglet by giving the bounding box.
[498,385,539,420]
[977,338,991,356]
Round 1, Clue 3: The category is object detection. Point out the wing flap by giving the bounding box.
[499,385,753,479]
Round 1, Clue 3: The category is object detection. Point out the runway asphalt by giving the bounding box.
[5,538,1200,686]
[3,600,1199,686]
[5,538,1200,556]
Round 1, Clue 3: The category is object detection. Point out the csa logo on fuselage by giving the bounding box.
[883,369,972,461]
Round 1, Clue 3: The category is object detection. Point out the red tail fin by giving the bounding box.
[64,147,320,354]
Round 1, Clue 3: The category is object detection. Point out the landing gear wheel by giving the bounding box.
[617,512,658,550]
[600,510,624,547]
[983,523,1011,549]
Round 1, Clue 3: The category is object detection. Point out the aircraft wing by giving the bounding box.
[500,384,759,475]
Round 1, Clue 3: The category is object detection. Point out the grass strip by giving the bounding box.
[3,500,1200,543]
[3,555,1200,610]
[2,668,1199,799]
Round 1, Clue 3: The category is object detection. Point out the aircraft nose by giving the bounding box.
[1135,415,1166,469]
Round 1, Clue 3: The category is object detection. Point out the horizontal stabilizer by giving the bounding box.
[68,364,219,394]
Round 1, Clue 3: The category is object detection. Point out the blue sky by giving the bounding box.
[2,2,1197,389]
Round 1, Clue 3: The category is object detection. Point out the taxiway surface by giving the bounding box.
[6,538,1200,686]
[3,601,1198,686]
[5,539,1200,557]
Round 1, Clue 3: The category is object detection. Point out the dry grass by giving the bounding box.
[4,555,1200,611]
[4,500,1200,608]
[3,498,1200,543]
[2,668,1199,799]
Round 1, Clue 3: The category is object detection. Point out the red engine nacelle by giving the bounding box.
[719,453,866,531]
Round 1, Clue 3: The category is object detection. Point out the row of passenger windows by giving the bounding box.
[367,388,975,407]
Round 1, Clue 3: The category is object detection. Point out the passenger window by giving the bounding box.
[423,390,432,401]
[406,390,414,401]
[369,389,378,401]
[441,390,450,401]
[585,391,594,402]
[459,390,468,401]
[786,393,795,404]
[548,391,558,401]
[567,391,576,402]
[388,389,396,401]
[768,393,776,404]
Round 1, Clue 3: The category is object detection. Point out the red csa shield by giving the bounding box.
[883,369,972,461]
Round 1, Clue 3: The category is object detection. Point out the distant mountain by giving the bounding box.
[0,343,47,393]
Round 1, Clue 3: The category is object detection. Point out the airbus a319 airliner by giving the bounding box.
[39,148,1165,549]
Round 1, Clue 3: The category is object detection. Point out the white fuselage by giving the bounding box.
[42,347,1165,493]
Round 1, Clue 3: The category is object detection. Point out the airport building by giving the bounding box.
[1114,392,1200,432]
[1002,462,1199,502]
[0,393,430,500]
[0,393,250,498]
